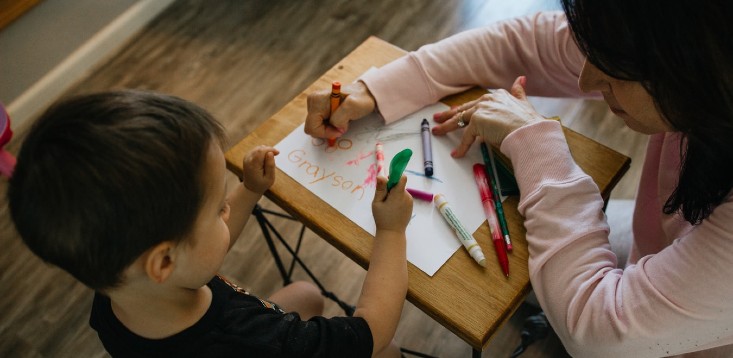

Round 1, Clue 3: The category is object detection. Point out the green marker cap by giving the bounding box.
[386,148,412,191]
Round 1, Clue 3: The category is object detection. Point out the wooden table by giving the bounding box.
[225,36,630,353]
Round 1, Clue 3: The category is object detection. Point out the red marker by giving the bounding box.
[328,82,342,147]
[473,163,509,277]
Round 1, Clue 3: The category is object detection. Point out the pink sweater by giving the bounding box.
[361,11,733,357]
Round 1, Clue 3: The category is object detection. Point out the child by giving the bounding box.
[8,90,413,357]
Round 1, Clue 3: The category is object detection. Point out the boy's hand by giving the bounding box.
[242,145,279,194]
[372,175,413,234]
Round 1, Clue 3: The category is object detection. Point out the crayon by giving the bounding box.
[328,82,341,147]
[420,118,433,176]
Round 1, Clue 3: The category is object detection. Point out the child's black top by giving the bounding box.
[90,275,373,357]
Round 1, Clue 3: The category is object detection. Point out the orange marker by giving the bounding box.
[328,81,342,147]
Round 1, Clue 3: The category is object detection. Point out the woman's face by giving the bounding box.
[578,60,674,134]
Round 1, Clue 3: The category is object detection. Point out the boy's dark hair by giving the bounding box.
[8,90,226,290]
[562,0,733,224]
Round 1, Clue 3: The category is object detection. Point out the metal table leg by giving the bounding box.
[252,204,355,316]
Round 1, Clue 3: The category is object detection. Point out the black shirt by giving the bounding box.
[90,275,373,357]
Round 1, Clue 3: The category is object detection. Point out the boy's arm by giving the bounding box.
[355,229,407,356]
[354,176,412,356]
[225,184,263,248]
[227,146,279,249]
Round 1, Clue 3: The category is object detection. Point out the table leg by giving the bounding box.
[253,205,292,285]
[251,204,356,316]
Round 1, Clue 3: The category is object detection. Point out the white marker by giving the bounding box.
[434,194,486,267]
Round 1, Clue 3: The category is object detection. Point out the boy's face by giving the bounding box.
[171,140,231,289]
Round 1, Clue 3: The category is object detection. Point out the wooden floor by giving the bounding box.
[0,0,648,357]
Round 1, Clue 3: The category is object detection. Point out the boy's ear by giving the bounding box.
[144,241,176,284]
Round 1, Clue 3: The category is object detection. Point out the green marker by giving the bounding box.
[480,143,512,251]
[386,148,412,191]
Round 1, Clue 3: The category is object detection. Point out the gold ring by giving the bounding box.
[457,111,466,128]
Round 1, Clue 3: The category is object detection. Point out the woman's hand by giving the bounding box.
[304,81,377,138]
[432,76,545,157]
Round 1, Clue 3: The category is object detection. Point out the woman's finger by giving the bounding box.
[433,98,481,123]
[510,76,527,100]
[432,107,477,135]
[450,122,479,158]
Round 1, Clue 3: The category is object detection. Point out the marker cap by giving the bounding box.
[406,188,434,202]
[468,245,487,267]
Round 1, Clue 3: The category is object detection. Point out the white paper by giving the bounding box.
[275,103,486,276]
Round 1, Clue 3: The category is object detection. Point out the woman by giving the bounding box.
[304,0,733,357]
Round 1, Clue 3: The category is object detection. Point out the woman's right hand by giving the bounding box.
[304,81,377,138]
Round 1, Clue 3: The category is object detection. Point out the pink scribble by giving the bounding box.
[346,150,374,166]
[362,163,378,187]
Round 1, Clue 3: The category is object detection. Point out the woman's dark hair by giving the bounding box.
[8,90,226,290]
[562,0,733,224]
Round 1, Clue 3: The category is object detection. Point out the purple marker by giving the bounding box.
[421,118,433,176]
[406,187,434,202]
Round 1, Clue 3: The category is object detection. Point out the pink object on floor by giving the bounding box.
[0,104,16,178]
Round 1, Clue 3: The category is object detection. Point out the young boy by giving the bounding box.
[8,90,413,357]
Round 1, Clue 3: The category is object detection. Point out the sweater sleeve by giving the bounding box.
[501,122,733,357]
[360,11,592,124]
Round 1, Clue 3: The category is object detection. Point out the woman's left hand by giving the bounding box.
[432,76,546,157]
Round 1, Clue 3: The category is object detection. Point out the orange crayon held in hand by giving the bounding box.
[328,81,342,147]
